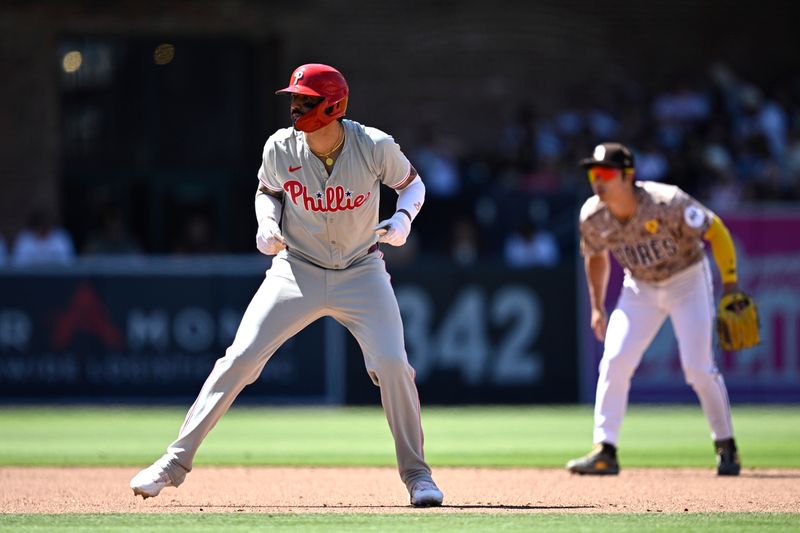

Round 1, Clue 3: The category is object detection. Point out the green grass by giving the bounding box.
[0,513,797,532]
[0,405,797,468]
[1,406,797,531]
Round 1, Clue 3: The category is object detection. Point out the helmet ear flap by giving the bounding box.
[324,96,348,117]
[336,96,348,115]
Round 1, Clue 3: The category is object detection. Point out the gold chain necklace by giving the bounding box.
[310,130,345,167]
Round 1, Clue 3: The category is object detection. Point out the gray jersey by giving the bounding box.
[258,119,415,270]
[135,112,437,501]
[579,181,715,282]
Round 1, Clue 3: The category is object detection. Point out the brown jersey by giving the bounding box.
[579,181,715,282]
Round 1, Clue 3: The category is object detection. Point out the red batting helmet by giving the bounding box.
[275,64,349,132]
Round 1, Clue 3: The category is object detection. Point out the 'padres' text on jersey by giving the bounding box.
[258,119,415,269]
[579,181,715,282]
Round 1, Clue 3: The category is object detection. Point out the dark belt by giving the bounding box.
[288,243,379,254]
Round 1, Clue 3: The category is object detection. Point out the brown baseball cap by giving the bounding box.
[579,142,635,169]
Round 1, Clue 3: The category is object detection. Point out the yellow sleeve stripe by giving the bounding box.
[703,215,737,284]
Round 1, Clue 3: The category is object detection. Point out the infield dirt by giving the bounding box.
[2,467,798,514]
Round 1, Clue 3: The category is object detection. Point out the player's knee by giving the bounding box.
[683,363,721,387]
[370,352,411,377]
[599,355,637,381]
[366,369,381,387]
[220,344,267,376]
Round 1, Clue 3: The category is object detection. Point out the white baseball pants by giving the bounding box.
[593,257,734,445]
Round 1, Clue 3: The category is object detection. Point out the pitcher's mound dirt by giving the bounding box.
[2,467,798,513]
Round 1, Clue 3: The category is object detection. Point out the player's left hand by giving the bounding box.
[374,212,411,247]
[716,291,760,351]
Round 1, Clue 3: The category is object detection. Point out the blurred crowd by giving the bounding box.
[404,63,800,267]
[2,64,798,269]
[496,63,800,206]
[0,211,76,268]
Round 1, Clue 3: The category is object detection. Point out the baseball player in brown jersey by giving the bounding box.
[566,143,742,476]
[130,64,444,507]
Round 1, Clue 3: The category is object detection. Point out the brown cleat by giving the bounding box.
[566,442,620,475]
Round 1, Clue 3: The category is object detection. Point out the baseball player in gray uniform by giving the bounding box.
[566,143,742,476]
[130,63,444,507]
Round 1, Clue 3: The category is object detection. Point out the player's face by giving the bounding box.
[587,166,625,199]
[290,94,323,124]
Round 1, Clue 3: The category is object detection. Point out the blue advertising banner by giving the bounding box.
[0,260,341,403]
[346,264,579,404]
[0,258,579,404]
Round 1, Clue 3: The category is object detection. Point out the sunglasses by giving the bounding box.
[587,166,622,183]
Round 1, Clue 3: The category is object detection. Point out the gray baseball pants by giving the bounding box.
[163,250,433,489]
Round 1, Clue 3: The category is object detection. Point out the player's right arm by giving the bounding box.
[255,185,283,223]
[578,198,610,342]
[255,186,286,256]
[255,136,286,255]
[585,251,610,342]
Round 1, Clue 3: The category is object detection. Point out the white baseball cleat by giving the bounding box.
[130,456,186,499]
[409,479,444,507]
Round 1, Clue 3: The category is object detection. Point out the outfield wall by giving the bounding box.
[0,258,576,404]
[2,210,798,405]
